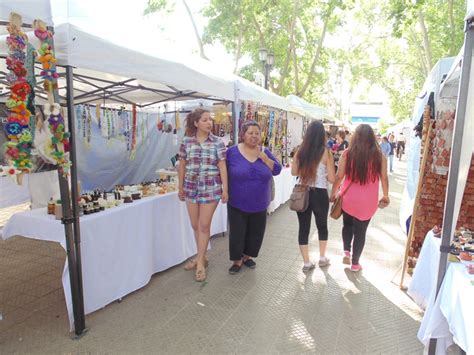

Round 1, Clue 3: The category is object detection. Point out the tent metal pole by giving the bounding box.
[66,65,87,336]
[428,18,473,355]
[233,86,240,146]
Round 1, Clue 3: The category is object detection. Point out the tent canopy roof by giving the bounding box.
[0,22,236,104]
[286,94,331,120]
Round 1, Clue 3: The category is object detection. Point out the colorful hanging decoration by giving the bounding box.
[130,104,137,159]
[96,105,101,128]
[3,13,34,182]
[34,19,71,176]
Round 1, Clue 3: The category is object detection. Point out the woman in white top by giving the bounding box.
[291,121,336,271]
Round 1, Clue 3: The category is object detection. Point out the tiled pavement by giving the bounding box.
[0,159,427,354]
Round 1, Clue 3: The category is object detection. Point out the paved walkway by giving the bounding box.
[0,159,425,353]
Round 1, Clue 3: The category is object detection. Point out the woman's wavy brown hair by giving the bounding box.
[185,108,210,136]
[345,124,382,184]
[297,120,326,184]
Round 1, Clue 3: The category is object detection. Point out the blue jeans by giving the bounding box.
[389,154,394,172]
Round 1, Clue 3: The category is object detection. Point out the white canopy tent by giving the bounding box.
[0,0,236,337]
[286,94,332,121]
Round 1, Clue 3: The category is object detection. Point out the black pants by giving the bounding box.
[342,211,371,265]
[297,188,329,245]
[228,204,267,261]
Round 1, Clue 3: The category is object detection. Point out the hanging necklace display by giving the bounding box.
[124,110,131,152]
[96,104,101,129]
[106,107,111,140]
[111,108,116,138]
[86,105,92,147]
[1,13,34,182]
[130,105,137,160]
[34,19,71,176]
[76,105,87,142]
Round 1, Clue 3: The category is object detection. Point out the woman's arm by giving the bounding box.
[178,159,186,201]
[380,156,390,205]
[259,148,282,175]
[291,152,299,176]
[218,160,228,203]
[326,149,336,184]
[330,154,346,201]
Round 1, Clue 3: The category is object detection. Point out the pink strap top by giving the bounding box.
[341,174,379,221]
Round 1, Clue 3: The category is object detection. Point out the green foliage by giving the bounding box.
[202,0,347,99]
[143,0,174,15]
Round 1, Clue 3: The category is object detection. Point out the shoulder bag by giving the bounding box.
[330,182,353,220]
[289,183,310,212]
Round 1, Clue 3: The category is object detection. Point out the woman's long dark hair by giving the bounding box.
[185,108,210,136]
[346,124,382,184]
[297,121,326,184]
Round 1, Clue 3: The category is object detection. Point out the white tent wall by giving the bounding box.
[74,106,182,192]
[286,112,305,152]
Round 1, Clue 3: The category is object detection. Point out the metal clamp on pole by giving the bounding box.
[439,245,451,253]
[61,216,77,225]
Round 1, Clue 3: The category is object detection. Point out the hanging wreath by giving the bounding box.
[2,13,34,182]
[34,19,71,176]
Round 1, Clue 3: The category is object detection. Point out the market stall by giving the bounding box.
[407,2,474,352]
[412,231,474,354]
[0,5,236,335]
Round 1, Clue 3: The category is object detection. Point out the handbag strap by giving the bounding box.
[339,181,353,197]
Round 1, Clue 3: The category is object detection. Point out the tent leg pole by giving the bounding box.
[400,116,433,289]
[66,65,87,335]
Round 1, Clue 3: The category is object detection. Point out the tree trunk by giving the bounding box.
[251,12,265,47]
[417,10,433,70]
[182,0,208,60]
[409,28,429,77]
[274,0,300,94]
[298,16,329,96]
[448,0,456,55]
[233,9,244,73]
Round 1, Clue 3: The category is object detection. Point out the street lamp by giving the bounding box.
[259,48,274,90]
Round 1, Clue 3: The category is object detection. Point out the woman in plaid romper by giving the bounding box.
[178,108,228,282]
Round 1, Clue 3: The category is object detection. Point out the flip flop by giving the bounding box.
[195,266,207,282]
[184,258,209,270]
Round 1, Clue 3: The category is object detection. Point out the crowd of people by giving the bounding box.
[177,108,399,282]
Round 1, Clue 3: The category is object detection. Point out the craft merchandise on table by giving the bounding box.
[411,228,474,354]
[2,189,228,330]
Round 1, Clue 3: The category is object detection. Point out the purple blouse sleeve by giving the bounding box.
[264,148,282,176]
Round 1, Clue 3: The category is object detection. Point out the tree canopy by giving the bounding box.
[145,0,467,123]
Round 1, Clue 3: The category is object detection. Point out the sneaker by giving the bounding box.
[228,264,242,275]
[302,262,315,272]
[318,256,331,267]
[350,264,362,272]
[342,251,351,265]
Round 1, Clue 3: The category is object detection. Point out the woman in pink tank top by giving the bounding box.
[330,124,389,272]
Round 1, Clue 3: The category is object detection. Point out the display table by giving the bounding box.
[2,192,227,329]
[413,232,474,354]
[268,167,296,213]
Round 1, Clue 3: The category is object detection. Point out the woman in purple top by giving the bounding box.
[226,121,282,274]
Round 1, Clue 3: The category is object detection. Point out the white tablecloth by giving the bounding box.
[2,192,227,329]
[268,167,296,213]
[414,232,474,354]
[408,231,441,309]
